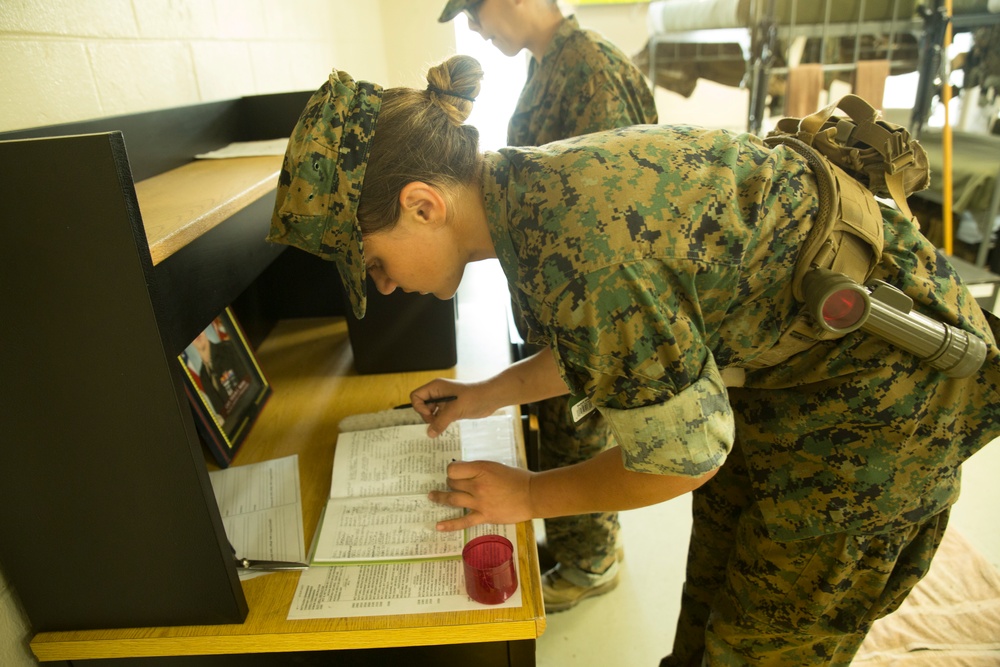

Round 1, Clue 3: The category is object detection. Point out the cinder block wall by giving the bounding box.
[0,0,396,133]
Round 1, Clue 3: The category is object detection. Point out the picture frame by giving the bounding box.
[178,307,271,467]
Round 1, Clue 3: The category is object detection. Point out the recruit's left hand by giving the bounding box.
[428,460,534,531]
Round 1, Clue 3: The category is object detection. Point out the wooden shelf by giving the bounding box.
[136,154,284,266]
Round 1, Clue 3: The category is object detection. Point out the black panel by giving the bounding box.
[0,133,247,631]
[345,276,458,374]
[151,195,284,356]
[0,90,311,182]
[238,91,314,141]
[0,100,241,181]
[230,246,348,350]
[257,247,348,317]
[71,639,535,666]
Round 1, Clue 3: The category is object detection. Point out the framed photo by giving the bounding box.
[179,307,271,467]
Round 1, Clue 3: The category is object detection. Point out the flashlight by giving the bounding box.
[802,267,987,378]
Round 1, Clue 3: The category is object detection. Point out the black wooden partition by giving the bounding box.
[0,130,251,631]
[0,94,308,632]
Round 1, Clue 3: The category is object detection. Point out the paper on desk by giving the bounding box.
[195,138,289,159]
[288,522,521,619]
[312,413,519,565]
[208,454,306,579]
[287,414,523,618]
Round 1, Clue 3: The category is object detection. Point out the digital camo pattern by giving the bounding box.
[662,441,950,667]
[507,15,658,576]
[507,16,658,147]
[538,396,620,575]
[269,69,382,320]
[481,123,1000,541]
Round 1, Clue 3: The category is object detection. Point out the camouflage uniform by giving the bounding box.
[506,15,658,579]
[507,15,657,146]
[480,124,1000,664]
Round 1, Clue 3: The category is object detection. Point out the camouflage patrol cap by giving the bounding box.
[438,0,476,22]
[269,68,382,319]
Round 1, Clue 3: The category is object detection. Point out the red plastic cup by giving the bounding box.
[462,535,518,605]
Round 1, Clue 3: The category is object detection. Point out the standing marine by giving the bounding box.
[439,0,658,613]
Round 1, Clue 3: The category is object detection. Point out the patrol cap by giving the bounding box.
[269,69,382,319]
[438,0,477,22]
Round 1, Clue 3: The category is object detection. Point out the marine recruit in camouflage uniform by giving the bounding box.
[479,124,1000,664]
[271,56,1000,664]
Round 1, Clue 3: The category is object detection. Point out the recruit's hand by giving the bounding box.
[428,460,534,531]
[409,379,501,437]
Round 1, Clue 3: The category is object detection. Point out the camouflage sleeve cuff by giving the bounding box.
[598,354,735,478]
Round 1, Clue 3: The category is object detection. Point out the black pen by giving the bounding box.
[394,395,458,410]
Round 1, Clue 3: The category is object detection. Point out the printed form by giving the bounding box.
[288,412,524,619]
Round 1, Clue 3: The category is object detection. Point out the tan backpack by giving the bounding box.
[768,94,930,221]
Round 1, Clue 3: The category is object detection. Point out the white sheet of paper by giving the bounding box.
[195,138,289,159]
[314,495,465,562]
[288,522,521,619]
[328,423,461,498]
[208,454,306,577]
[311,415,516,564]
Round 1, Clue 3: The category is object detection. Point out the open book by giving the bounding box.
[311,412,519,565]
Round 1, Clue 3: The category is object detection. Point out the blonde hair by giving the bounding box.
[357,55,485,234]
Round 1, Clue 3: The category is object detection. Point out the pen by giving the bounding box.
[394,395,458,410]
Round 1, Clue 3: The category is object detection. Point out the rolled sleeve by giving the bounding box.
[599,354,735,478]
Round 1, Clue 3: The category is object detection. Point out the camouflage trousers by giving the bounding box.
[538,395,620,575]
[660,439,950,667]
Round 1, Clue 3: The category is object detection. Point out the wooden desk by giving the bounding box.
[27,245,544,662]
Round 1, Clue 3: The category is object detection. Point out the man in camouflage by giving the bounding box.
[439,0,658,612]
[270,61,1000,665]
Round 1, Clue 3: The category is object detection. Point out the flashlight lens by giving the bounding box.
[823,289,866,330]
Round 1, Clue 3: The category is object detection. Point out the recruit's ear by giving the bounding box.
[399,182,447,226]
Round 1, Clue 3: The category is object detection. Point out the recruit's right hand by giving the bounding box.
[409,379,501,437]
[428,459,534,531]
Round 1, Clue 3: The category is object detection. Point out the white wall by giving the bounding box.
[379,1,458,88]
[0,0,398,132]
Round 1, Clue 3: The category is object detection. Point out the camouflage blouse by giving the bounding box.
[482,124,1000,540]
[507,16,658,147]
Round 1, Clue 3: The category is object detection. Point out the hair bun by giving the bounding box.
[426,55,484,124]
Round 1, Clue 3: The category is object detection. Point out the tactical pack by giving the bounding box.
[745,94,932,369]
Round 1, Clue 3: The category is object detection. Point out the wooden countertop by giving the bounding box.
[135,154,284,266]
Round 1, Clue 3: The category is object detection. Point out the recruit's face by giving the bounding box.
[362,214,465,305]
[465,0,526,58]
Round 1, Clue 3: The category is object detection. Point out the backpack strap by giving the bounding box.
[741,95,930,371]
[774,95,928,225]
[823,95,921,223]
[763,135,885,303]
[744,136,885,370]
